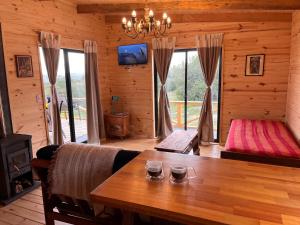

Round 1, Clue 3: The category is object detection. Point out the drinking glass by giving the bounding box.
[145,160,164,180]
[169,164,196,184]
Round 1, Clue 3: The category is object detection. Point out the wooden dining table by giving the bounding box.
[91,150,300,225]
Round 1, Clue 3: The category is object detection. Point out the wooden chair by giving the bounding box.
[32,158,121,225]
[32,146,183,225]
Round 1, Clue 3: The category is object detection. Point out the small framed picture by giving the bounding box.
[245,54,265,76]
[15,55,33,78]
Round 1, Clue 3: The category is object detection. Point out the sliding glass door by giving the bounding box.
[154,49,221,141]
[40,48,87,143]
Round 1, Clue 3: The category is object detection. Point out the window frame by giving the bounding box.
[62,48,86,143]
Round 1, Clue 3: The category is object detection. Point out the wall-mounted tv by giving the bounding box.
[118,43,148,65]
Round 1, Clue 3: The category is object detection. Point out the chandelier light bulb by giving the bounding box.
[149,10,154,17]
[127,20,132,28]
[131,10,137,18]
[167,17,171,24]
[163,12,168,20]
[156,20,161,27]
[122,17,127,24]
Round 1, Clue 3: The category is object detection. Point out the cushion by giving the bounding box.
[112,150,140,173]
[36,145,60,160]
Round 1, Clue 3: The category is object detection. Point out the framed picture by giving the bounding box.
[245,54,265,76]
[15,55,33,78]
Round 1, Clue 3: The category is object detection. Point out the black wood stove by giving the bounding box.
[0,134,39,204]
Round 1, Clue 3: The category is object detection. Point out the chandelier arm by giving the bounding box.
[154,31,159,38]
[159,24,167,35]
[124,30,139,39]
[133,21,140,34]
[154,26,161,38]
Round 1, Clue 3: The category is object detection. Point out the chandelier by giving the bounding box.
[121,8,172,39]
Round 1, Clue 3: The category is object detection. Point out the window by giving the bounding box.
[154,49,222,141]
[39,48,87,143]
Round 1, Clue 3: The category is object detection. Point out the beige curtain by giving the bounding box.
[84,40,105,144]
[153,37,176,139]
[196,33,223,143]
[40,32,63,145]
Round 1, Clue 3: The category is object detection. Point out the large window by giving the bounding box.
[39,48,87,143]
[154,49,221,141]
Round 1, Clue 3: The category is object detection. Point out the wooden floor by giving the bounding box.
[0,138,224,225]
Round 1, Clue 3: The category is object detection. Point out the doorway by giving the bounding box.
[39,48,87,143]
[154,49,222,142]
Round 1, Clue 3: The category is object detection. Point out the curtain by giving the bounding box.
[153,37,176,140]
[84,40,105,144]
[40,32,63,145]
[196,33,223,143]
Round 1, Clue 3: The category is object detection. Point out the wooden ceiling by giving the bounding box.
[69,0,299,24]
[73,0,172,3]
[76,0,300,14]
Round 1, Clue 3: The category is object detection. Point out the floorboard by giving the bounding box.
[0,138,223,225]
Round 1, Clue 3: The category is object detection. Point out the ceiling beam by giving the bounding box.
[77,1,300,14]
[105,12,292,24]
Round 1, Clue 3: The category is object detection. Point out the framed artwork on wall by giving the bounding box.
[15,55,33,78]
[245,54,265,76]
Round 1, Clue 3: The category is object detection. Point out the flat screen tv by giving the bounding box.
[118,43,148,65]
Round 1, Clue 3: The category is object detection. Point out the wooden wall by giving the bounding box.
[104,19,291,143]
[0,0,107,154]
[0,0,293,150]
[286,11,300,143]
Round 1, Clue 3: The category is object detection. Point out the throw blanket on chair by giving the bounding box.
[48,143,121,214]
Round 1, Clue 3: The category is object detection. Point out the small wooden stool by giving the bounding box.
[155,130,199,155]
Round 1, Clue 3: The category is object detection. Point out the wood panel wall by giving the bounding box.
[0,0,108,154]
[286,11,300,144]
[104,20,291,143]
[0,0,293,150]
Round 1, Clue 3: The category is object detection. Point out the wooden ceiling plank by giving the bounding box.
[77,1,300,14]
[105,12,292,24]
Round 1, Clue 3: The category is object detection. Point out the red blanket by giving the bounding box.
[225,119,300,158]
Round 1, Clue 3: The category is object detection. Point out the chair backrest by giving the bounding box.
[32,159,95,218]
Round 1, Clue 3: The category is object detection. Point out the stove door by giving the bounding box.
[7,148,31,179]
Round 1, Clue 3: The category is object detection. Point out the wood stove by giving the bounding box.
[0,134,39,204]
[0,25,38,204]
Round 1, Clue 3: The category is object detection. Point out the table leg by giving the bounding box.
[192,138,200,155]
[122,210,134,225]
[193,146,200,155]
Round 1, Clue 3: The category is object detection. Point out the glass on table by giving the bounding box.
[145,160,164,180]
[169,164,196,184]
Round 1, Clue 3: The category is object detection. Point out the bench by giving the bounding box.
[155,130,199,155]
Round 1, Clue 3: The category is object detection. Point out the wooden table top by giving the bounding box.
[155,130,198,152]
[91,150,300,225]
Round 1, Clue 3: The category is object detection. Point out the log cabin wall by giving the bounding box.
[0,0,107,154]
[286,11,300,144]
[104,17,292,143]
